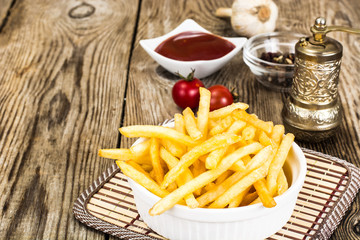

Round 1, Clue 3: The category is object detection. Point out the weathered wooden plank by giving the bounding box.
[0,0,359,239]
[0,0,138,239]
[0,0,12,29]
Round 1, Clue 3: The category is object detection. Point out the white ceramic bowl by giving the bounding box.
[127,123,307,240]
[140,19,247,78]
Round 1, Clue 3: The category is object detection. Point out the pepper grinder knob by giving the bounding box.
[314,17,326,29]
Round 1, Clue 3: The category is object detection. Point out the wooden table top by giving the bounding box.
[1,0,359,239]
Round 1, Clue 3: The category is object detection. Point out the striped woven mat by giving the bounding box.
[73,149,360,240]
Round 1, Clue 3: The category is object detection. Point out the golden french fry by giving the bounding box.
[98,148,134,160]
[150,169,156,180]
[227,120,246,134]
[160,147,183,171]
[253,178,276,208]
[197,172,240,208]
[183,193,200,208]
[173,114,188,157]
[271,125,285,145]
[126,160,152,179]
[159,147,199,208]
[215,170,233,185]
[150,138,164,185]
[209,102,249,119]
[183,107,203,141]
[141,163,153,172]
[150,143,263,215]
[120,125,197,146]
[258,131,273,146]
[197,87,211,139]
[242,125,257,141]
[209,164,268,208]
[242,155,252,165]
[267,133,295,196]
[174,113,186,134]
[208,119,219,129]
[241,191,258,206]
[228,186,251,208]
[99,148,151,165]
[130,139,151,157]
[249,196,261,205]
[205,147,228,169]
[229,161,246,172]
[161,139,185,158]
[197,145,271,207]
[192,159,206,177]
[233,110,273,134]
[209,115,234,136]
[198,154,208,163]
[192,159,207,196]
[160,133,242,189]
[150,171,222,215]
[217,142,264,171]
[167,182,178,192]
[225,144,236,155]
[204,182,216,192]
[117,161,169,198]
[277,168,288,196]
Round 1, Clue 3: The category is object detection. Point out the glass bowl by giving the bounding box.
[243,32,304,91]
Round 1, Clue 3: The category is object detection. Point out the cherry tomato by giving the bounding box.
[208,85,233,111]
[172,72,204,109]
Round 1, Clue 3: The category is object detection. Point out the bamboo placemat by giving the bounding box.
[73,149,360,240]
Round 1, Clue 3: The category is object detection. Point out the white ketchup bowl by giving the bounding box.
[140,19,247,79]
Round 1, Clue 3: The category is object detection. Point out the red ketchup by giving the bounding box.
[155,31,236,61]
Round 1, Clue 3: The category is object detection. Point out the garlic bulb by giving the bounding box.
[216,0,278,37]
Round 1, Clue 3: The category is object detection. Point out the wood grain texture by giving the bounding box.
[0,0,12,28]
[0,0,138,239]
[0,0,359,239]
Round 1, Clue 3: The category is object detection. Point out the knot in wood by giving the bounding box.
[69,2,95,19]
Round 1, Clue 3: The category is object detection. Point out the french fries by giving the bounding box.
[117,161,169,198]
[208,146,272,208]
[100,87,294,216]
[159,147,199,208]
[161,133,242,189]
[267,133,295,196]
[120,125,197,146]
[253,178,276,208]
[209,115,234,136]
[183,107,203,140]
[98,148,134,160]
[197,88,211,139]
[233,110,273,134]
[208,102,249,119]
[150,138,164,184]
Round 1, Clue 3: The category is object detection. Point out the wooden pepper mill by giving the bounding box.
[282,17,360,142]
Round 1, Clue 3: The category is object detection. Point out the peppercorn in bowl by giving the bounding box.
[243,32,304,91]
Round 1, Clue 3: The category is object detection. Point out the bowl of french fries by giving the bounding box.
[99,88,307,240]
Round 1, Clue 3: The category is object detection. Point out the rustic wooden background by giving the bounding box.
[0,0,359,239]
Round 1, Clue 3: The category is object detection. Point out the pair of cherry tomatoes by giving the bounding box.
[172,73,233,111]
